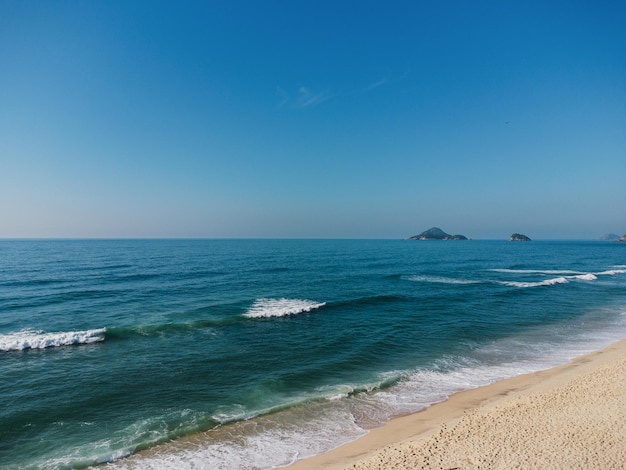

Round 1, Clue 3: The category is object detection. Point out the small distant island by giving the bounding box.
[407,227,468,240]
[600,234,621,241]
[509,233,531,242]
[619,234,626,243]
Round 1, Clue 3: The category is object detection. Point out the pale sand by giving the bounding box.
[288,339,626,470]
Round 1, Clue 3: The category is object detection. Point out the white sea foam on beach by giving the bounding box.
[109,402,368,470]
[244,298,326,318]
[0,328,106,351]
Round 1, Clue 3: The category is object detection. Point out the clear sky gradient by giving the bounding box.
[2,1,625,239]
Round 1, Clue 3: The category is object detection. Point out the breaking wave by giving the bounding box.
[0,328,106,352]
[406,275,481,285]
[406,272,599,288]
[498,277,570,288]
[498,273,599,288]
[244,298,326,319]
[485,266,626,288]
[595,269,626,276]
[490,269,585,275]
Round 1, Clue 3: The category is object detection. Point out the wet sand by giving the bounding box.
[287,339,626,470]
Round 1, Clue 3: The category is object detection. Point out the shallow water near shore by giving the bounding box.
[1,239,625,469]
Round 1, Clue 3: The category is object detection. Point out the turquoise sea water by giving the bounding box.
[1,239,625,469]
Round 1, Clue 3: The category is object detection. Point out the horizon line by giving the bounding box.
[0,237,619,242]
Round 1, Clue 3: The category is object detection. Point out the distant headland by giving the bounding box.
[509,233,531,241]
[407,227,468,240]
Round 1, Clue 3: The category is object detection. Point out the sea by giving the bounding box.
[1,239,625,469]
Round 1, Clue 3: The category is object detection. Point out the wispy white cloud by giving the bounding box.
[276,85,330,109]
[365,78,388,91]
[295,86,330,108]
[360,70,410,94]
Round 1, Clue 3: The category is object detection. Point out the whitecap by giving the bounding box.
[498,277,569,288]
[406,275,480,285]
[595,269,626,276]
[0,328,106,352]
[244,298,326,318]
[490,269,585,275]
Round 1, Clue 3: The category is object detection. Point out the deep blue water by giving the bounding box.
[1,239,625,469]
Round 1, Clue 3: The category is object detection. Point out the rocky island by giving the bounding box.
[619,234,626,243]
[407,227,468,240]
[509,233,531,241]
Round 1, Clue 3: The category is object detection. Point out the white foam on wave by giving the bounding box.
[406,275,480,285]
[492,268,626,279]
[490,269,585,275]
[0,328,106,351]
[498,276,570,288]
[496,272,600,288]
[108,402,367,470]
[30,409,208,470]
[244,298,326,319]
[408,268,613,289]
[595,269,626,276]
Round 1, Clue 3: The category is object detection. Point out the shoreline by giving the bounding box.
[286,339,626,469]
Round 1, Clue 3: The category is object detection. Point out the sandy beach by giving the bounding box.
[288,339,626,470]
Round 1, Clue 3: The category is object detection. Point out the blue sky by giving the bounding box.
[1,1,625,239]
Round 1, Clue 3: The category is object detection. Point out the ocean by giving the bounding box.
[1,239,625,469]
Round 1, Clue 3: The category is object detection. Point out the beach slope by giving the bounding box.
[288,339,626,470]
